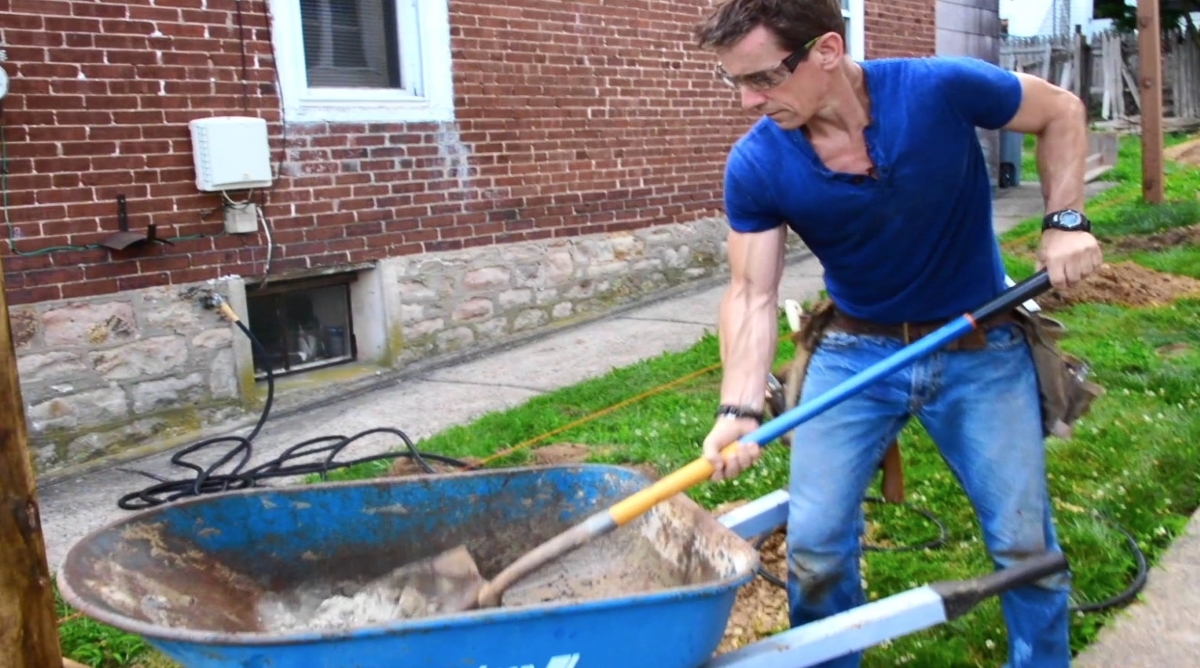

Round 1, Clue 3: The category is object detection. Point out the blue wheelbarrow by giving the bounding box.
[56,272,1069,667]
[56,464,1068,668]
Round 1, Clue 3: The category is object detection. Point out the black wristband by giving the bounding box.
[715,404,764,423]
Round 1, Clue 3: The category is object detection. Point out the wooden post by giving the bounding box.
[1137,0,1164,204]
[0,258,64,667]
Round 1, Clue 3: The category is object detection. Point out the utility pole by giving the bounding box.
[0,257,65,667]
[1137,0,1164,203]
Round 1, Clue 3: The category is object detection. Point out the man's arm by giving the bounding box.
[1003,72,1088,219]
[934,58,1102,288]
[1001,72,1102,288]
[718,225,787,410]
[703,223,787,481]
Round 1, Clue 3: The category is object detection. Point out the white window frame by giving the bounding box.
[843,0,866,59]
[268,0,454,123]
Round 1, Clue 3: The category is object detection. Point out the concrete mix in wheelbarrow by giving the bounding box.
[254,526,687,632]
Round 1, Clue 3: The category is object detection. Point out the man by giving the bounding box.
[693,1,1103,666]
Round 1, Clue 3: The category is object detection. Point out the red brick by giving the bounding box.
[5,285,62,305]
[1,0,933,302]
[61,278,121,299]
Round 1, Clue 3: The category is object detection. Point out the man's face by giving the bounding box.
[714,26,833,130]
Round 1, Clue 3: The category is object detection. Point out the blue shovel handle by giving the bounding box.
[744,270,1052,446]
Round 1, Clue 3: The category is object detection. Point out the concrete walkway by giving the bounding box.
[38,180,1194,665]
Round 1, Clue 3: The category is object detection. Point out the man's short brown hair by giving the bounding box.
[694,0,846,53]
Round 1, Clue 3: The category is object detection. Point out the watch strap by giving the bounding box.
[715,404,764,423]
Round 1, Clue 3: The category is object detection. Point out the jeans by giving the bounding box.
[786,322,1072,668]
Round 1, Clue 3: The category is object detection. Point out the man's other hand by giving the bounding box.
[702,417,762,481]
[1037,229,1103,289]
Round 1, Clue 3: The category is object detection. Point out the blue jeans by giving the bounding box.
[786,322,1071,668]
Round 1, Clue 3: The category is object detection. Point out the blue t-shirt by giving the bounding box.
[723,56,1024,323]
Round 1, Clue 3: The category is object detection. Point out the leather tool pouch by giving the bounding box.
[765,299,907,503]
[1011,306,1106,439]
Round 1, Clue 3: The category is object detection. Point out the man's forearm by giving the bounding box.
[717,282,778,412]
[1034,96,1088,213]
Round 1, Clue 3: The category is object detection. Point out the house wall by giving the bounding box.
[1,0,937,476]
[867,1,938,58]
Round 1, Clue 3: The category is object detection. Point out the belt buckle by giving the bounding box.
[902,322,911,345]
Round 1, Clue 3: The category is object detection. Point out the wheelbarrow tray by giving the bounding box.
[57,464,760,668]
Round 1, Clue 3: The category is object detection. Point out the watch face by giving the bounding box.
[1058,211,1081,228]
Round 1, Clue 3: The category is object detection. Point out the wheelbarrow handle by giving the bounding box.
[606,270,1052,526]
[703,549,1070,667]
[931,550,1070,620]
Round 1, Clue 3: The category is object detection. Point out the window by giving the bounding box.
[246,274,357,379]
[270,0,454,123]
[301,0,397,88]
[843,0,865,59]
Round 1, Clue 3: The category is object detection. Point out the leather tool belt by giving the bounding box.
[828,308,1019,351]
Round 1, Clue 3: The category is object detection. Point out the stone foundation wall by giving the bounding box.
[391,216,750,361]
[15,216,807,476]
[12,284,250,473]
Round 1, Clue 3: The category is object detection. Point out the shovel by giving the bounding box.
[396,270,1054,614]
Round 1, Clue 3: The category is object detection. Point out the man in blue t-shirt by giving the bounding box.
[693,1,1102,667]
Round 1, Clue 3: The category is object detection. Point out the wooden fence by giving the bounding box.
[1000,28,1200,125]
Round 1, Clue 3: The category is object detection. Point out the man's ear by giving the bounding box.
[813,32,845,70]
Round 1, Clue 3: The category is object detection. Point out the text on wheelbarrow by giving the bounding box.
[479,653,581,668]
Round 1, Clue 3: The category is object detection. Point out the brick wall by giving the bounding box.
[867,0,938,58]
[0,0,940,310]
[0,0,756,307]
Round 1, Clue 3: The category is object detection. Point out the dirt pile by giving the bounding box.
[529,442,662,480]
[386,455,478,477]
[1037,261,1200,311]
[1165,137,1200,167]
[1106,224,1200,254]
[386,442,599,477]
[531,443,592,465]
[716,528,790,655]
[711,503,890,656]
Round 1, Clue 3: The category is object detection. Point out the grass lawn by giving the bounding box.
[54,130,1200,667]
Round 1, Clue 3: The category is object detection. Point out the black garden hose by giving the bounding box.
[115,298,471,511]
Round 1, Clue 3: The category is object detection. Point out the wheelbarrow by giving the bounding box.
[56,271,1068,667]
[56,464,1067,668]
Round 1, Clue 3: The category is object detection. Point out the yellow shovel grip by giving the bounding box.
[608,443,740,526]
[219,302,240,323]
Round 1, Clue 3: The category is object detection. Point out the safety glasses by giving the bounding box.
[715,35,821,91]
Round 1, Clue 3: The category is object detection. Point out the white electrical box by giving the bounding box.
[189,116,274,192]
[224,202,259,234]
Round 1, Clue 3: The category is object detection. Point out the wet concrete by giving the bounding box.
[255,546,486,632]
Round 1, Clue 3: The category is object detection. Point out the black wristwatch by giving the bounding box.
[1042,209,1091,233]
[715,404,763,423]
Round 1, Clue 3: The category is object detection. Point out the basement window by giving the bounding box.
[246,274,356,379]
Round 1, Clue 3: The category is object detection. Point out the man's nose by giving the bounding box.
[740,87,767,110]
